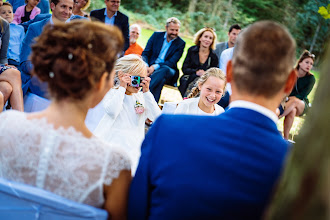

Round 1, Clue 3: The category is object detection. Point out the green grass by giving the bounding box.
[137,28,195,79]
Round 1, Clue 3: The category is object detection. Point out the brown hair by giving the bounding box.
[187,67,226,98]
[295,49,315,73]
[193,27,217,50]
[31,20,124,101]
[232,21,296,98]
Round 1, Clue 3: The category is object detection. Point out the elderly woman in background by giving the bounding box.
[179,27,219,97]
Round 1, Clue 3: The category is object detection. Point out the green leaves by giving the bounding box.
[318,4,330,19]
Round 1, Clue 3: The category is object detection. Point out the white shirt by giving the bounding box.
[219,47,234,94]
[174,97,224,116]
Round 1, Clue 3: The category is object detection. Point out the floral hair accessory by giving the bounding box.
[134,100,144,114]
[49,72,55,78]
[68,53,73,60]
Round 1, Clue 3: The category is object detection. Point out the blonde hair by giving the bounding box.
[187,68,226,98]
[81,0,90,10]
[193,27,217,50]
[114,54,147,86]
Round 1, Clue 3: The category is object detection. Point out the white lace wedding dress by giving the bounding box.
[0,110,131,208]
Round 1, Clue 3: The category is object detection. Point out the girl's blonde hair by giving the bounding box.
[187,67,226,98]
[114,54,147,86]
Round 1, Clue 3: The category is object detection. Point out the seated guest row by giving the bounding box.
[0,19,313,220]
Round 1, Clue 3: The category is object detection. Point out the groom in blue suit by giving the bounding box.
[129,21,297,220]
[20,0,73,97]
[142,17,185,102]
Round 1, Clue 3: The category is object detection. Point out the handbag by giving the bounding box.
[178,75,190,97]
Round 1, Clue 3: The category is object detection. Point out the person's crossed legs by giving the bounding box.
[0,67,24,111]
[150,65,175,103]
[279,96,305,139]
[0,81,13,112]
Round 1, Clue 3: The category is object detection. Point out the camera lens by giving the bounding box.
[132,80,137,85]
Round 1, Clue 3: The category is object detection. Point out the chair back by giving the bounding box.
[0,178,108,220]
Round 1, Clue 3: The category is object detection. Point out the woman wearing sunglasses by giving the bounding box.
[279,50,316,139]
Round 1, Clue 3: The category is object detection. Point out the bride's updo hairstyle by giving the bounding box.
[31,20,124,101]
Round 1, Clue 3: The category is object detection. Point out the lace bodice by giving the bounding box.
[0,111,131,208]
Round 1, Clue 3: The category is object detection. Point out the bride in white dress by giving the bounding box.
[94,54,161,175]
[0,21,131,219]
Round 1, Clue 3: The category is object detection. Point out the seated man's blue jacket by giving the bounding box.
[20,14,51,33]
[20,17,51,98]
[142,31,185,85]
[128,107,290,220]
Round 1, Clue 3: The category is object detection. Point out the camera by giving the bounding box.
[130,76,144,88]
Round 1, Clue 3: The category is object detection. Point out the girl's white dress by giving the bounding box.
[174,97,225,116]
[0,110,131,208]
[94,87,161,174]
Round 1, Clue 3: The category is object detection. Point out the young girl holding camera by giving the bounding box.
[175,67,226,116]
[94,54,161,175]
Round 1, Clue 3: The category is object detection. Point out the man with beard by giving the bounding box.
[141,17,185,103]
[124,24,143,56]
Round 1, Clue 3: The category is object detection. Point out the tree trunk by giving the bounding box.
[223,0,233,30]
[188,0,198,13]
[211,0,223,17]
[309,22,321,53]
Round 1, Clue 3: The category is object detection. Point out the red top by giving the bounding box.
[124,42,144,56]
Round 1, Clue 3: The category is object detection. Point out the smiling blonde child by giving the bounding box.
[175,67,226,116]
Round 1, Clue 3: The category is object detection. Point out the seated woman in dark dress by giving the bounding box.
[178,27,218,97]
[279,50,316,139]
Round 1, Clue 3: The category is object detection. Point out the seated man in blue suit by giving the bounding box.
[20,0,73,97]
[128,21,297,220]
[90,0,129,51]
[20,14,52,32]
[142,17,185,103]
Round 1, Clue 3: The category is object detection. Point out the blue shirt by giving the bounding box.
[104,10,117,26]
[8,23,25,62]
[153,32,175,70]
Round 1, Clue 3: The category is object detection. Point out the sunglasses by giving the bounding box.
[204,27,216,32]
[305,51,315,58]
